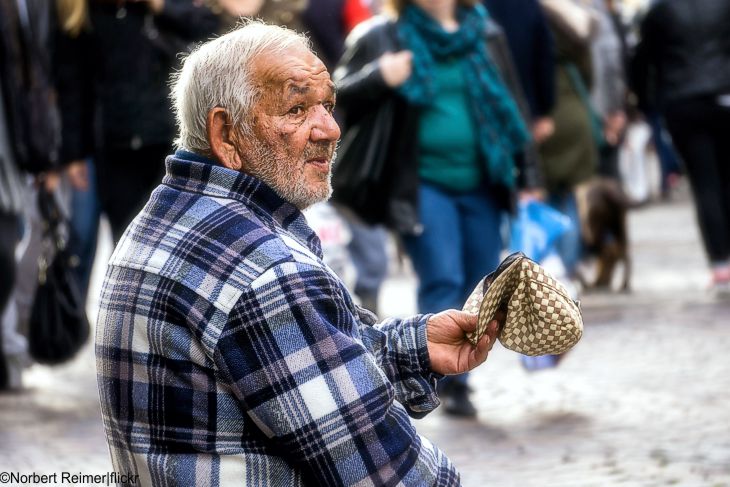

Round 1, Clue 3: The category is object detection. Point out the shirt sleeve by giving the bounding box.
[213,261,458,486]
[357,310,443,419]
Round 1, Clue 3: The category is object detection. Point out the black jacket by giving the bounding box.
[56,0,218,160]
[0,0,61,173]
[333,16,541,235]
[631,0,730,110]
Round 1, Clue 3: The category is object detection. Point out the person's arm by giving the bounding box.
[334,20,408,114]
[215,262,463,485]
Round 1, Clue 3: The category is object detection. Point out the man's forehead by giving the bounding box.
[252,46,333,93]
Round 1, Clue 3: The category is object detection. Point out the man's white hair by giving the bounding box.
[170,20,311,154]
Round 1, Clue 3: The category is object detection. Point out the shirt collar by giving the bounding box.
[163,150,323,258]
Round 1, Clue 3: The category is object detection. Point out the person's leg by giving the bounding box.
[710,103,730,264]
[67,159,101,303]
[648,111,682,195]
[432,189,506,416]
[0,211,18,390]
[460,189,504,301]
[402,183,465,314]
[665,99,729,269]
[402,184,478,415]
[707,101,730,289]
[346,219,389,314]
[0,211,16,314]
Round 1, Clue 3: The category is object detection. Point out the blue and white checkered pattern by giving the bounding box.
[96,151,459,486]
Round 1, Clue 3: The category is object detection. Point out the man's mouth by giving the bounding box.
[305,157,330,171]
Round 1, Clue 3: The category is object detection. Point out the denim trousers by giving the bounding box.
[68,160,101,302]
[403,182,503,386]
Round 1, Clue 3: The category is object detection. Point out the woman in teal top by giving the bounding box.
[335,0,535,416]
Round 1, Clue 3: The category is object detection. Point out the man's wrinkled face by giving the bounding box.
[236,44,341,210]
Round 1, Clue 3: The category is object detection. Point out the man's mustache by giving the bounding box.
[303,141,337,162]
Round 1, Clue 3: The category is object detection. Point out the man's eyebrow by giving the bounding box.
[287,83,310,95]
[285,82,336,97]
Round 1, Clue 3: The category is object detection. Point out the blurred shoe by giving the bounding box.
[710,266,730,298]
[438,380,477,418]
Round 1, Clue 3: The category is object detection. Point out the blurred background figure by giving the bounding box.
[57,0,219,243]
[334,0,539,416]
[537,0,599,280]
[55,0,99,305]
[631,0,730,293]
[482,0,557,147]
[587,0,627,181]
[0,0,64,390]
[219,0,372,69]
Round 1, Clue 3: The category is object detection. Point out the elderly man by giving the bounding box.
[96,21,502,486]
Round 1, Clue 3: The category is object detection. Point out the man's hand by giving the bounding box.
[426,310,503,376]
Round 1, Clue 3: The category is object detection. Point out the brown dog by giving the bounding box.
[575,177,631,292]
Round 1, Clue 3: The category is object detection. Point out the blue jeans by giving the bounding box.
[403,182,503,386]
[68,160,101,302]
[548,191,581,276]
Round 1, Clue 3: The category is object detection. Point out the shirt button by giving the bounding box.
[131,136,143,150]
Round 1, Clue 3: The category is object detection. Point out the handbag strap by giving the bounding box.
[36,188,69,283]
[564,62,606,149]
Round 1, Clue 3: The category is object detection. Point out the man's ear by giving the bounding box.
[207,107,243,171]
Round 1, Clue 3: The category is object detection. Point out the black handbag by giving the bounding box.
[331,97,395,225]
[28,189,90,365]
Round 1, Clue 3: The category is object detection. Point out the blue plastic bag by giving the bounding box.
[510,200,574,371]
[508,200,573,263]
[520,354,560,372]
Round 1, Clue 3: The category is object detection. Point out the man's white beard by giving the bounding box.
[245,141,336,210]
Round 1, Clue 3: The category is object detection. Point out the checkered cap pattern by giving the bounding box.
[463,255,583,356]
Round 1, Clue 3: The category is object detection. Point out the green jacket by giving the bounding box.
[538,18,598,193]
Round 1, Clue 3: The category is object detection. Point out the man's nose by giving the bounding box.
[310,106,341,142]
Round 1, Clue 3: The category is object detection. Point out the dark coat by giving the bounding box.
[631,0,730,111]
[0,0,61,173]
[333,16,541,235]
[483,0,556,118]
[56,0,219,160]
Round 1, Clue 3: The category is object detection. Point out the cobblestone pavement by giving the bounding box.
[1,191,729,486]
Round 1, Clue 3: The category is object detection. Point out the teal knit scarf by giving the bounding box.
[397,4,530,189]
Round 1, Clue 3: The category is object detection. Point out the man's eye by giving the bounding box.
[324,102,335,114]
[288,105,305,116]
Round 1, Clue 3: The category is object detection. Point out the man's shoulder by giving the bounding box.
[108,185,304,313]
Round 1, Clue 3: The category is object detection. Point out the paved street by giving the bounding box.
[1,189,729,486]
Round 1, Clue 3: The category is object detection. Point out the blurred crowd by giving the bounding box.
[1,0,729,420]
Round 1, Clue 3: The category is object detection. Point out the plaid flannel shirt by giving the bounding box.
[96,151,460,486]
